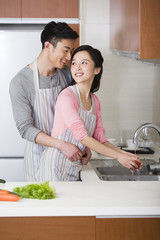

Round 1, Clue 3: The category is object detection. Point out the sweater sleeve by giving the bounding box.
[9,72,41,142]
[92,94,108,143]
[52,87,89,141]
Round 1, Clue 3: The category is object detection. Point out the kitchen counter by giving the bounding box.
[0,156,160,218]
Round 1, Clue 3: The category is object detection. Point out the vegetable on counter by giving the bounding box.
[0,189,9,195]
[0,179,6,184]
[13,181,56,200]
[0,189,21,202]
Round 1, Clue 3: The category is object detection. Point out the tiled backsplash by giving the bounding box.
[80,0,160,140]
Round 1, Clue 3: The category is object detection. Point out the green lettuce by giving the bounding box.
[13,181,56,200]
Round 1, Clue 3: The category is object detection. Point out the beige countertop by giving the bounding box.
[0,151,160,218]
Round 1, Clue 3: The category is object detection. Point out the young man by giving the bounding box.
[9,22,91,181]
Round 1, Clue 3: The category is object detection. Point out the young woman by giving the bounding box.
[37,45,141,181]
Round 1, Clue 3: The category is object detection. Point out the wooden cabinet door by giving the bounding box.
[110,0,160,59]
[140,0,160,59]
[22,0,79,18]
[0,0,21,18]
[110,0,139,52]
[69,24,79,48]
[96,218,160,240]
[0,216,95,240]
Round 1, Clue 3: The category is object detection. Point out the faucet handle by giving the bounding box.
[147,163,160,174]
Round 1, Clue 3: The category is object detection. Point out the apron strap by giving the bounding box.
[90,93,96,114]
[72,84,96,114]
[33,59,40,90]
[73,84,81,107]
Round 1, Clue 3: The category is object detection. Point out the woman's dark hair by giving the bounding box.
[41,21,79,49]
[71,45,104,93]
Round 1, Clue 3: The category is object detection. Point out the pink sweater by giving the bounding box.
[51,86,108,143]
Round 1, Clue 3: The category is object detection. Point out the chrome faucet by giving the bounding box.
[133,123,160,144]
[147,158,160,174]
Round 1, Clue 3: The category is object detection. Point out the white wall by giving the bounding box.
[80,0,160,143]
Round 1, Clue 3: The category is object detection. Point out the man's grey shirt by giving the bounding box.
[9,65,72,142]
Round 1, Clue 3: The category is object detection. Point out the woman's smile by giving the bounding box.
[75,72,84,77]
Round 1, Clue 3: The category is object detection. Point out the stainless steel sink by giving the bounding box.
[90,158,160,181]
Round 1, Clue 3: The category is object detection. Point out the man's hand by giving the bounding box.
[81,147,92,165]
[59,141,83,161]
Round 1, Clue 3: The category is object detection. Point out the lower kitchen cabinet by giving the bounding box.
[1,216,160,239]
[96,218,160,240]
[0,216,96,240]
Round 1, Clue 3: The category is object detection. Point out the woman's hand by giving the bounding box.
[117,152,142,171]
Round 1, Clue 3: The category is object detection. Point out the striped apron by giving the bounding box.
[24,60,66,181]
[37,84,97,181]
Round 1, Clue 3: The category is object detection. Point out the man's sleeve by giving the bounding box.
[9,77,40,142]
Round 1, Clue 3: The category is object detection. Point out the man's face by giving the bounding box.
[48,39,75,69]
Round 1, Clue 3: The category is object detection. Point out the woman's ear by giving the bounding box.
[95,67,101,75]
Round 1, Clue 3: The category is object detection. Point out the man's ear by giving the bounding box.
[95,67,101,75]
[44,41,51,49]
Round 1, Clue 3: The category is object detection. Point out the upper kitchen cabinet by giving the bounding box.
[0,0,79,20]
[22,0,79,18]
[110,0,160,59]
[0,0,21,18]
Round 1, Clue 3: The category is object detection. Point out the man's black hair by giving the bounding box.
[41,21,79,49]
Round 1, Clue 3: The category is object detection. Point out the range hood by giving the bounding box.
[111,50,160,66]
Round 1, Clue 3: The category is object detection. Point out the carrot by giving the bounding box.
[0,189,20,196]
[0,189,10,195]
[0,193,20,201]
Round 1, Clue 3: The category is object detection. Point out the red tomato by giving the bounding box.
[134,160,141,168]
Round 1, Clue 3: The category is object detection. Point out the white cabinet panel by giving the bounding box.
[0,25,42,157]
[0,158,24,181]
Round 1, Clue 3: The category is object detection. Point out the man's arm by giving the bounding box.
[35,131,83,161]
[9,71,86,161]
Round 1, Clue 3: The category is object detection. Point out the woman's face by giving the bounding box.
[71,50,98,84]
